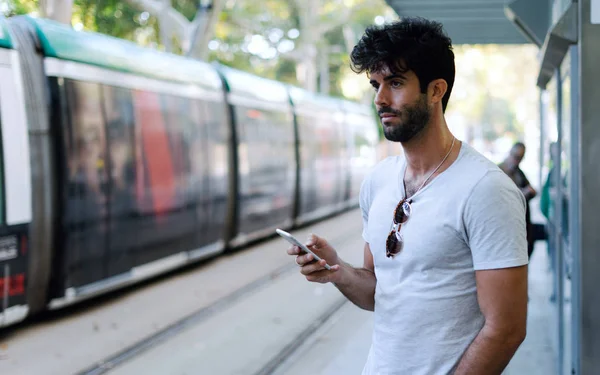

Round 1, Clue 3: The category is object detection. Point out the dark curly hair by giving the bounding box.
[350,17,455,112]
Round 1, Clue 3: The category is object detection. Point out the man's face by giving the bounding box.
[508,146,525,169]
[370,65,430,143]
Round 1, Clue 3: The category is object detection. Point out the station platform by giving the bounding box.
[273,240,558,375]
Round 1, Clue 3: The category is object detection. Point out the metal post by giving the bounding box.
[554,68,564,375]
[577,0,600,373]
[569,44,581,375]
[539,88,545,188]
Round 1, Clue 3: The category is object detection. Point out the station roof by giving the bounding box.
[384,0,530,44]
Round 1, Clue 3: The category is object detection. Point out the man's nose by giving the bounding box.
[374,87,389,108]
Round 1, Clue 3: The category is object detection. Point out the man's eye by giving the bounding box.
[372,85,379,91]
[391,81,403,88]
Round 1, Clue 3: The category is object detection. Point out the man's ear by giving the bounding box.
[428,79,448,106]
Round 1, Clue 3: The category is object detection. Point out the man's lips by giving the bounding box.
[380,113,397,119]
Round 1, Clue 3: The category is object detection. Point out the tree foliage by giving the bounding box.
[208,0,393,96]
[73,0,160,46]
[2,0,39,16]
[448,44,539,146]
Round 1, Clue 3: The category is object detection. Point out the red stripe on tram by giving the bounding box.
[132,91,176,216]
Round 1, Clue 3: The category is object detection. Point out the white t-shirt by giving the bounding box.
[360,142,528,375]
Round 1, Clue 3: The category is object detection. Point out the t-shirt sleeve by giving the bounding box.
[463,170,529,270]
[359,175,372,244]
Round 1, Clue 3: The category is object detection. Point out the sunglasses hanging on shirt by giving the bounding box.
[386,137,456,258]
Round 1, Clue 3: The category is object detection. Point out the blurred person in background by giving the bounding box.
[499,142,537,258]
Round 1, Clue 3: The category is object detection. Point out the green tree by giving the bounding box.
[211,0,393,94]
[2,0,39,17]
[73,0,159,47]
[445,43,539,161]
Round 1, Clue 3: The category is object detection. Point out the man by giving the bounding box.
[287,17,528,374]
[499,142,537,257]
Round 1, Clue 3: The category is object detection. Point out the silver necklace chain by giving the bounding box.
[403,136,456,200]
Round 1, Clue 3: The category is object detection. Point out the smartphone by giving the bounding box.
[275,228,331,270]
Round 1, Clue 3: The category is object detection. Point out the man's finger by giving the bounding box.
[296,253,314,265]
[287,245,304,255]
[300,259,327,275]
[306,233,329,250]
[293,254,315,267]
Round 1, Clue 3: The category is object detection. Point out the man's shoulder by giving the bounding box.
[456,145,525,207]
[452,143,522,197]
[456,143,503,173]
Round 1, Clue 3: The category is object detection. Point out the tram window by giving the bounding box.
[203,99,228,177]
[187,100,204,177]
[102,85,136,218]
[131,90,176,215]
[63,80,108,220]
[62,79,108,285]
[158,94,188,209]
[131,91,199,215]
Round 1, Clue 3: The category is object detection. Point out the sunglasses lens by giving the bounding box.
[393,209,404,224]
[401,201,411,221]
[386,230,404,258]
[394,199,411,224]
[389,199,411,258]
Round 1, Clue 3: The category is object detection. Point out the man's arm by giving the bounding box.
[333,243,376,311]
[454,265,528,374]
[521,185,537,200]
[520,170,537,200]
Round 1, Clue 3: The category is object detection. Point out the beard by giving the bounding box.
[380,95,431,143]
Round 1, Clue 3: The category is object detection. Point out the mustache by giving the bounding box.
[378,107,402,116]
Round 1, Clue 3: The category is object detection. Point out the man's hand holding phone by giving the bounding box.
[281,231,342,284]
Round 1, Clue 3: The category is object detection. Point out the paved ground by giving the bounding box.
[504,241,557,374]
[0,207,559,375]
[274,237,558,375]
[0,210,365,375]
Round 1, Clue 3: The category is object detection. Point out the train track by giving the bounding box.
[77,232,352,375]
[251,297,348,375]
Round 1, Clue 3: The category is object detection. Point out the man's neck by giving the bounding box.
[401,115,455,177]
